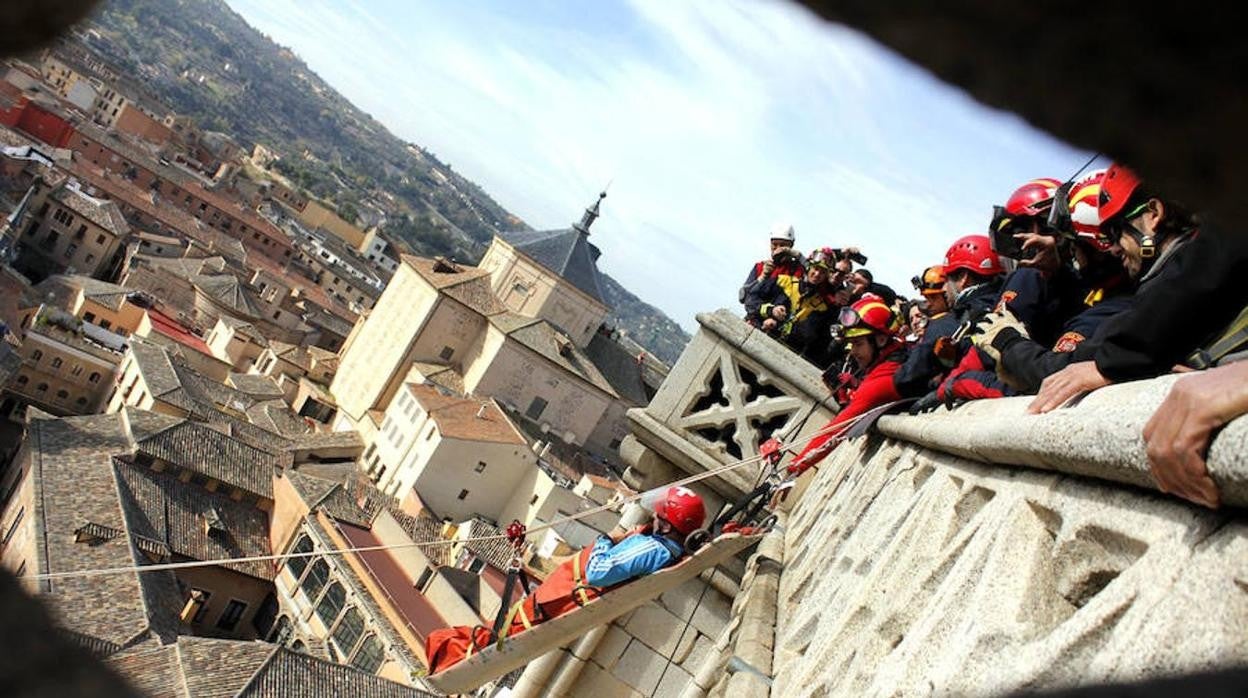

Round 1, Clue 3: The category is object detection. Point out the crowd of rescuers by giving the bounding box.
[740,163,1248,510]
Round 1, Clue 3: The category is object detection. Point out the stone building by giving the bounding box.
[11,176,129,282]
[365,383,533,524]
[329,255,618,453]
[479,192,610,349]
[3,303,125,418]
[268,470,513,685]
[0,410,285,651]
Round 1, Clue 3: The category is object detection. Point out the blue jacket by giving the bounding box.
[584,533,684,587]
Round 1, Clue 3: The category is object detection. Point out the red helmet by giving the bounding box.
[1097,162,1143,223]
[653,486,705,536]
[1005,178,1062,217]
[1067,168,1112,251]
[807,247,835,270]
[840,295,901,338]
[942,235,1003,276]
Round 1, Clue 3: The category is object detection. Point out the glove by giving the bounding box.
[971,310,1028,363]
[909,391,944,414]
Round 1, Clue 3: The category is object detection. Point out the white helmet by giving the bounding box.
[769,222,795,243]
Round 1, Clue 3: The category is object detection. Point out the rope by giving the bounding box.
[19,410,873,583]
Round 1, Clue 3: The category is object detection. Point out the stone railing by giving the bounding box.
[525,311,1247,697]
[620,309,837,504]
[774,378,1248,697]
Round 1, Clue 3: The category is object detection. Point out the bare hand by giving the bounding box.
[760,261,774,278]
[1015,233,1060,275]
[834,288,852,306]
[1027,361,1111,414]
[772,306,788,321]
[1142,363,1248,508]
[762,318,778,332]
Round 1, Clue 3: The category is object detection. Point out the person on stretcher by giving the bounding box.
[425,486,706,674]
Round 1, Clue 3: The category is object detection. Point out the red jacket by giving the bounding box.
[790,342,904,473]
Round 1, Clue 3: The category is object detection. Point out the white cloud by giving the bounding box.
[225,0,1089,333]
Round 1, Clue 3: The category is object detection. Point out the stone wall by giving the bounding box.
[772,384,1248,696]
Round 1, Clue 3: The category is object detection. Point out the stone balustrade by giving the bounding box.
[528,311,1248,696]
[620,309,837,504]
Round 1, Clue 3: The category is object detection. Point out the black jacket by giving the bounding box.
[1091,225,1248,382]
[894,279,1001,397]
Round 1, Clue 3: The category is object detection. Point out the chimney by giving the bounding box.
[540,442,552,459]
[475,403,488,419]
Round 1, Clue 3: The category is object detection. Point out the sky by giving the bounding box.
[224,0,1091,334]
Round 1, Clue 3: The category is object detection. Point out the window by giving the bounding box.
[332,607,364,658]
[268,615,293,646]
[439,346,454,361]
[362,444,376,462]
[85,254,95,265]
[71,365,83,377]
[83,312,96,323]
[529,494,539,505]
[350,634,385,674]
[315,582,346,626]
[51,358,63,369]
[415,568,433,592]
[252,593,279,637]
[15,375,27,386]
[191,589,213,623]
[74,224,87,239]
[457,489,469,501]
[52,208,73,226]
[98,319,110,330]
[425,425,436,441]
[95,234,106,245]
[3,507,24,544]
[301,558,329,601]
[35,383,47,393]
[286,536,313,579]
[216,599,248,631]
[30,350,41,361]
[525,397,548,420]
[88,372,101,383]
[474,461,487,474]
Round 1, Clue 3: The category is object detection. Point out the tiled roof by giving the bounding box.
[497,318,617,397]
[55,182,130,237]
[146,309,214,356]
[192,274,262,317]
[499,226,606,303]
[242,643,436,697]
[405,383,524,445]
[227,373,285,399]
[247,400,312,438]
[104,637,436,697]
[457,518,514,571]
[400,255,492,291]
[585,331,650,406]
[136,420,284,499]
[27,413,184,656]
[114,459,274,580]
[32,274,132,312]
[408,362,465,396]
[285,430,364,452]
[384,508,451,567]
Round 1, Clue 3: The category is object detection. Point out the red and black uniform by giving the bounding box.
[789,342,906,474]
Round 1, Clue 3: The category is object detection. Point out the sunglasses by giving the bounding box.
[1100,200,1151,245]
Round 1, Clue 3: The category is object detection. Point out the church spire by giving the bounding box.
[574,189,607,235]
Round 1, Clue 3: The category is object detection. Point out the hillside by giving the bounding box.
[81,0,690,364]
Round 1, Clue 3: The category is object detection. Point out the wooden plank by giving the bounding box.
[424,532,764,695]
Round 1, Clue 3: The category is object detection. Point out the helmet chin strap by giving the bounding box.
[1139,235,1156,258]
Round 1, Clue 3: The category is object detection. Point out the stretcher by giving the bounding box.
[423,530,765,695]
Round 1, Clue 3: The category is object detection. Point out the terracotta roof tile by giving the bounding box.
[405,384,524,445]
